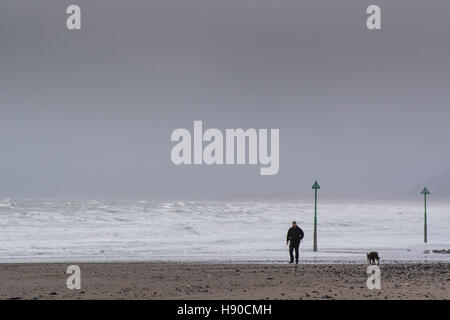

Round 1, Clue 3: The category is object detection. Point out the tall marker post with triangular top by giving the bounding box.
[420,187,430,243]
[312,180,320,252]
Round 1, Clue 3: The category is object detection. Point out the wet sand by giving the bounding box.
[0,262,448,300]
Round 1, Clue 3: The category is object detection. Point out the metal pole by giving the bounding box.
[424,193,427,243]
[313,188,318,252]
[420,187,429,243]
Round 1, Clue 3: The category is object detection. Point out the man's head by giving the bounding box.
[292,221,297,227]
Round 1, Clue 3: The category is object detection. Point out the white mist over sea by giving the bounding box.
[0,199,449,263]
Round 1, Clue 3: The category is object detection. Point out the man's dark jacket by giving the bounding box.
[287,226,304,244]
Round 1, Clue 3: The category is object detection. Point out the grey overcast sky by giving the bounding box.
[0,0,449,199]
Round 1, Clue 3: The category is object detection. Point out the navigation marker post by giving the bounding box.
[420,187,430,243]
[312,180,320,252]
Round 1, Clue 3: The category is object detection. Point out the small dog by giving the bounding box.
[367,251,380,265]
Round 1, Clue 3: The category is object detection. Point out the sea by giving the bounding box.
[0,199,449,263]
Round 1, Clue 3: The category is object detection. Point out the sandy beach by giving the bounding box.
[0,262,448,300]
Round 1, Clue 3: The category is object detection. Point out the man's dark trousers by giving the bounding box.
[289,241,300,263]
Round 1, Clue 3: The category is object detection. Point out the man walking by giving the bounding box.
[286,221,304,264]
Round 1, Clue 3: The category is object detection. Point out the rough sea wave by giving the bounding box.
[0,199,449,263]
